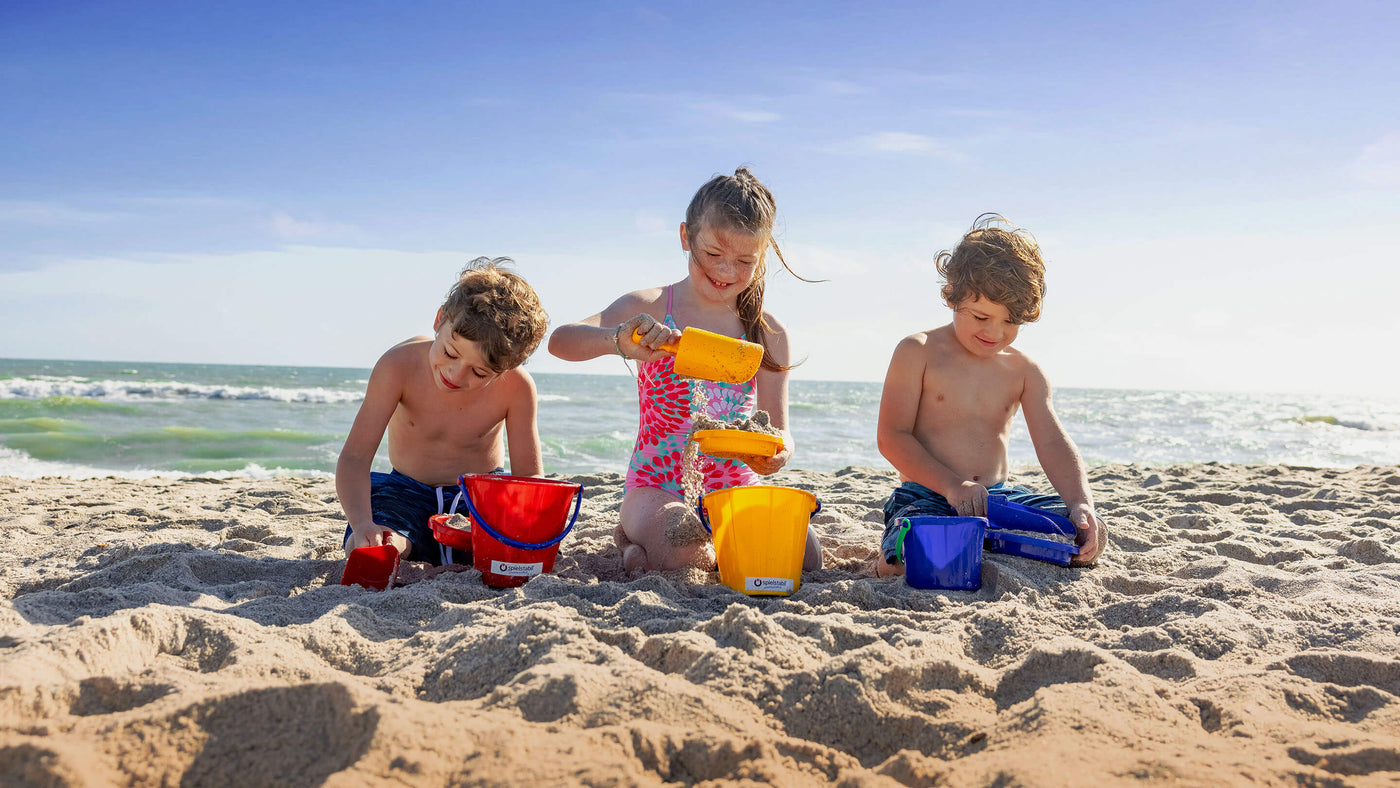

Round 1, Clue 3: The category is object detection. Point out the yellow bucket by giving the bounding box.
[698,485,819,596]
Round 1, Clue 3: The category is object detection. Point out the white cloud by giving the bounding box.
[849,132,967,163]
[1353,133,1400,186]
[692,102,781,124]
[780,242,872,277]
[816,79,867,95]
[0,200,124,225]
[603,90,782,125]
[269,212,364,241]
[633,213,673,237]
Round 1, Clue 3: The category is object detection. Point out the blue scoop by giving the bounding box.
[985,495,1076,536]
[983,495,1079,565]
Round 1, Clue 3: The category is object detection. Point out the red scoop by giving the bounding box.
[339,531,401,590]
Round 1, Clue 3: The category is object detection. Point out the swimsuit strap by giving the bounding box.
[666,284,674,319]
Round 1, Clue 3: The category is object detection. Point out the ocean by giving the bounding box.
[1,357,1397,480]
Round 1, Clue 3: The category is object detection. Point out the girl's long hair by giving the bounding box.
[684,167,817,372]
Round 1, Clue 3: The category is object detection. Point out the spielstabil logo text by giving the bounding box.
[745,576,794,593]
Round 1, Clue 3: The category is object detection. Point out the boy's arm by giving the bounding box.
[745,316,791,476]
[876,336,985,512]
[503,370,543,477]
[1020,361,1105,565]
[335,351,404,551]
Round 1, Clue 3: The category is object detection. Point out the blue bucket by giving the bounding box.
[898,516,986,590]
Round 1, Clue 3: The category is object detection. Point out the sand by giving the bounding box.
[2,463,1399,786]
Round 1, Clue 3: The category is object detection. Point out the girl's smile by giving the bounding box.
[681,223,766,303]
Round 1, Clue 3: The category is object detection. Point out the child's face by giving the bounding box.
[680,223,766,303]
[950,296,1020,358]
[429,312,498,392]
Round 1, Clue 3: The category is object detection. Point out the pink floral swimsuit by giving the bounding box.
[625,287,761,497]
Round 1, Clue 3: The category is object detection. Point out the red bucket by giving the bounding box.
[458,474,582,588]
[430,513,472,565]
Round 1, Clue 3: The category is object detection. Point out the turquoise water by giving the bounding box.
[1,357,1398,479]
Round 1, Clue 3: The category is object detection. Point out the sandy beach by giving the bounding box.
[2,463,1398,786]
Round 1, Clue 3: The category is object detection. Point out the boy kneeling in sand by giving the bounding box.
[336,258,549,563]
[874,215,1107,576]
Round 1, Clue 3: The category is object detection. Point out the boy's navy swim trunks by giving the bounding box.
[342,467,504,565]
[880,480,1067,564]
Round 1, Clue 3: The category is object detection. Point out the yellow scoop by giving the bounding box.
[633,326,763,384]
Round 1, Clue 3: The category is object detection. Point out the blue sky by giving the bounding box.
[3,1,1398,394]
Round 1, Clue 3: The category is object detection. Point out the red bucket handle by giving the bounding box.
[696,490,821,533]
[457,476,583,550]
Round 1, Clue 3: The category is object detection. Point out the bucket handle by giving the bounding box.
[457,476,583,551]
[696,491,821,533]
[896,517,912,564]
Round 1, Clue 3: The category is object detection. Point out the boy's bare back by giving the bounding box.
[372,337,535,487]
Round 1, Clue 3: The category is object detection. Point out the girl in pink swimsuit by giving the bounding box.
[624,286,760,497]
[548,167,823,574]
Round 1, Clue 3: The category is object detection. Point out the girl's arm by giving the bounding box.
[503,370,543,477]
[547,290,680,364]
[745,314,793,475]
[335,350,406,550]
[1020,360,1105,564]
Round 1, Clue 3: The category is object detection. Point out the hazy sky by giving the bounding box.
[3,1,1398,394]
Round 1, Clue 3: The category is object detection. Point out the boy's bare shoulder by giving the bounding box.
[497,366,537,396]
[897,325,955,353]
[384,335,433,356]
[370,336,430,383]
[1011,349,1052,390]
[377,336,430,364]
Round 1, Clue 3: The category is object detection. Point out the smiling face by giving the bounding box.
[950,295,1021,358]
[680,223,766,305]
[429,309,499,392]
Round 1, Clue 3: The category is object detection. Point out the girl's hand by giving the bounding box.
[744,445,790,476]
[952,481,990,517]
[1068,503,1107,567]
[619,314,682,363]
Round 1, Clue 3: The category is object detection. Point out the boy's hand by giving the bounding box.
[952,481,989,517]
[345,525,406,555]
[1069,503,1107,567]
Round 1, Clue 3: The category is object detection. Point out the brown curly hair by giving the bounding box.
[440,257,549,372]
[937,213,1046,324]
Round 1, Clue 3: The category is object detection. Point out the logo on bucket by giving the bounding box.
[491,560,544,577]
[745,576,794,593]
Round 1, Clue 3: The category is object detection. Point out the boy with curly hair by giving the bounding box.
[337,257,549,563]
[874,215,1107,575]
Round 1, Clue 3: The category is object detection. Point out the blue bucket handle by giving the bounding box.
[696,490,821,533]
[457,475,583,551]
